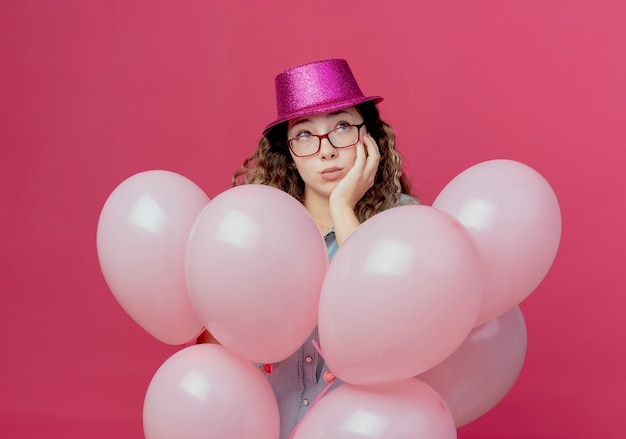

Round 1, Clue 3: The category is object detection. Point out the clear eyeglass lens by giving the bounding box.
[328,125,358,147]
[291,136,317,156]
[290,125,359,156]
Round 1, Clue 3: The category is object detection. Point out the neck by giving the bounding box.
[303,190,332,234]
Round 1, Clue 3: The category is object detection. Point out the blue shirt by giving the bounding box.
[262,195,418,438]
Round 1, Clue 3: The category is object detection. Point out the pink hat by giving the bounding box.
[263,59,383,134]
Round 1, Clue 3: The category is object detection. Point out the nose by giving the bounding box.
[318,137,337,159]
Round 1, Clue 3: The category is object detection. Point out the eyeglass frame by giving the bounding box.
[286,121,367,157]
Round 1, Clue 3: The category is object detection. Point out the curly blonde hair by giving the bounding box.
[232,102,416,222]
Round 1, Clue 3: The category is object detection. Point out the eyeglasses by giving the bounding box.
[287,122,366,157]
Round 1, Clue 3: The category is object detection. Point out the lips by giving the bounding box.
[320,167,343,181]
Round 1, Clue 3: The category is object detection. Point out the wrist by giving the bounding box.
[329,202,355,222]
[330,206,361,247]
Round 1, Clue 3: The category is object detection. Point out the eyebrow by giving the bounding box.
[290,110,353,129]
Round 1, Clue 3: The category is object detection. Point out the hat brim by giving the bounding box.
[263,95,383,134]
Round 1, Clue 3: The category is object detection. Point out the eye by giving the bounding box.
[294,131,311,140]
[334,121,351,132]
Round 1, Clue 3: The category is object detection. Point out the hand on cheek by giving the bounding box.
[330,132,381,215]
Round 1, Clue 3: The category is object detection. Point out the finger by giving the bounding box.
[353,139,367,171]
[363,134,381,175]
[364,132,381,159]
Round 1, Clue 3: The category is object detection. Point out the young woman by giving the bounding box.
[199,59,417,438]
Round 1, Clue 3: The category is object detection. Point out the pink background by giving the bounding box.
[1,1,624,438]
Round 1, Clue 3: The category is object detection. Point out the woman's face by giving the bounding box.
[286,106,364,200]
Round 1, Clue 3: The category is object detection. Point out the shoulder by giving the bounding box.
[395,193,420,206]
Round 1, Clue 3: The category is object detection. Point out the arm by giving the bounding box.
[329,132,380,246]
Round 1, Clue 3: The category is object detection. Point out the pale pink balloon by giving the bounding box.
[292,378,457,439]
[433,159,561,325]
[318,205,484,385]
[418,306,527,427]
[185,184,328,364]
[96,170,209,345]
[143,344,280,439]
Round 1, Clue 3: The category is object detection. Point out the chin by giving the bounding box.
[311,185,335,200]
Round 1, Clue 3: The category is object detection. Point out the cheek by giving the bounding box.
[342,149,358,169]
[292,160,312,180]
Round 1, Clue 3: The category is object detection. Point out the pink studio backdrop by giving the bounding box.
[1,1,624,438]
